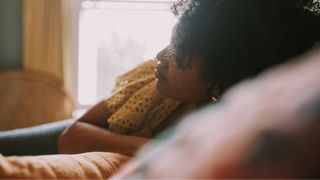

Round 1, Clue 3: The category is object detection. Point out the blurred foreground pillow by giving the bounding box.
[112,46,320,179]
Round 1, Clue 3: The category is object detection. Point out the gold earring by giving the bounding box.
[212,96,218,102]
[209,83,220,103]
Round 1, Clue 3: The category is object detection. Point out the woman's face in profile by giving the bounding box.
[155,24,210,103]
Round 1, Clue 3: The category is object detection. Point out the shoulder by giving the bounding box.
[112,60,156,93]
[118,60,156,81]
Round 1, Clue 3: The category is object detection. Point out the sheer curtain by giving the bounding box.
[23,0,80,101]
[23,0,64,79]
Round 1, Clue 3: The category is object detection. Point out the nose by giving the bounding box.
[156,46,170,66]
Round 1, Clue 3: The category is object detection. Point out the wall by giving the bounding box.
[0,0,22,72]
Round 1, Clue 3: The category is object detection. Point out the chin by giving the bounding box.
[155,79,165,94]
[156,79,174,98]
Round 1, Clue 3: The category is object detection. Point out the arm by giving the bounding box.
[58,101,150,156]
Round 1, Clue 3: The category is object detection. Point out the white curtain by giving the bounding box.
[23,0,64,79]
[23,0,80,100]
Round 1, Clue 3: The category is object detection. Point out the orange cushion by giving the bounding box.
[0,152,131,179]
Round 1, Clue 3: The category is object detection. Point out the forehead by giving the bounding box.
[172,23,179,36]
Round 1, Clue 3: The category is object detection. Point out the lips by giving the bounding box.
[155,67,167,81]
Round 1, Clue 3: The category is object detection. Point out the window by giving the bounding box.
[77,0,176,106]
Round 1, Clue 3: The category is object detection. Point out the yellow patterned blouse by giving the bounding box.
[105,60,181,136]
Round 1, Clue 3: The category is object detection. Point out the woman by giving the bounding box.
[1,0,320,157]
[59,0,320,156]
[0,0,319,178]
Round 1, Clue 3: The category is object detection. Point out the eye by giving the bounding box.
[171,38,178,50]
[172,41,177,50]
[167,44,176,57]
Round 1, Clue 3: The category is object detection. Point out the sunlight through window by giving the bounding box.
[78,0,176,105]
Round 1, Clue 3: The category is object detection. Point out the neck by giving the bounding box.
[188,98,212,108]
[181,102,205,114]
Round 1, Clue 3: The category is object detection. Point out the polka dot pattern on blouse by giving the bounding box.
[105,60,181,135]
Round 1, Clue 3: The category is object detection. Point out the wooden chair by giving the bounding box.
[0,70,75,131]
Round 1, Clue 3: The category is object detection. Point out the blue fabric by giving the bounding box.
[0,119,74,156]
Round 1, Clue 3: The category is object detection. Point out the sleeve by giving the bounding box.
[104,60,156,113]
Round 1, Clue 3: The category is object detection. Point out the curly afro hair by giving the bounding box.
[172,0,320,93]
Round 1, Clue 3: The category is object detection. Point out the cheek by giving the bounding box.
[167,66,187,88]
[167,67,209,102]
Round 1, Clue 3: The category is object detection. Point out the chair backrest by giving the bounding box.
[0,70,75,131]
